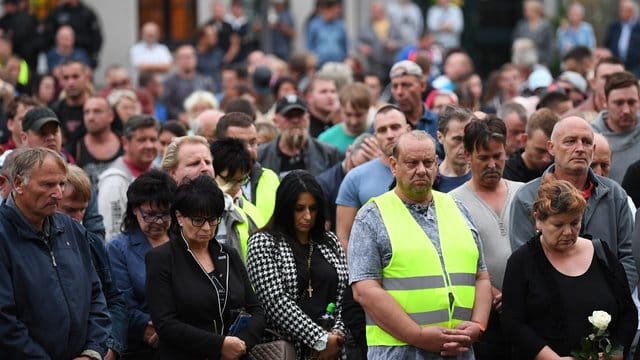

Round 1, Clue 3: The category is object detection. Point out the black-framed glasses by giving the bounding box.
[138,208,171,223]
[190,216,222,227]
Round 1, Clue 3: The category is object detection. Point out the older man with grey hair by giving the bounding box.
[0,147,111,359]
[192,108,224,143]
[510,116,636,289]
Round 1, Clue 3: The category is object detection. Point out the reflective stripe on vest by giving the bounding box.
[254,168,279,224]
[366,190,478,346]
[237,207,250,262]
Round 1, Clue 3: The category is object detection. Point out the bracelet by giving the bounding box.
[471,320,486,334]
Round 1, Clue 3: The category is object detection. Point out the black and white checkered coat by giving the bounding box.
[246,230,348,357]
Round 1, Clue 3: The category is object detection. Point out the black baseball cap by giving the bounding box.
[275,95,307,116]
[22,106,61,132]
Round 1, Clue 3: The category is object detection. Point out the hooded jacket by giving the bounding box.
[592,110,640,183]
[98,156,135,240]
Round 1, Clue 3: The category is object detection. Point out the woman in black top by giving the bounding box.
[247,170,349,360]
[145,175,265,359]
[502,175,637,359]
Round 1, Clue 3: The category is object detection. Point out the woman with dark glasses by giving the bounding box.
[107,169,176,359]
[145,175,265,359]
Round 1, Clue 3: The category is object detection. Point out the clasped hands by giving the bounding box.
[412,321,483,357]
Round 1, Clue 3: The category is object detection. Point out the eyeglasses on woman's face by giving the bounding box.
[138,208,171,223]
[219,173,250,186]
[189,215,222,227]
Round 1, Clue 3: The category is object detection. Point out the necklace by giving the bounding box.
[307,240,314,298]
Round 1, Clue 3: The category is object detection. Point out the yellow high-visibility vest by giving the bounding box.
[242,168,279,227]
[366,190,478,346]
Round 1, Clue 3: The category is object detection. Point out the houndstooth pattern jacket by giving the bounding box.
[246,230,349,357]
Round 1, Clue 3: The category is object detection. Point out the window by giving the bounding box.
[138,0,197,49]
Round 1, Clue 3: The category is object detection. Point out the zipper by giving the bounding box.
[42,236,73,345]
[49,248,57,267]
[182,232,229,334]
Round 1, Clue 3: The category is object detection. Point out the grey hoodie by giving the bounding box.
[592,110,640,183]
[98,156,135,241]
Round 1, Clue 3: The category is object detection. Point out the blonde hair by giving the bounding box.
[107,89,138,107]
[65,165,92,203]
[160,135,210,173]
[524,0,545,17]
[183,90,218,114]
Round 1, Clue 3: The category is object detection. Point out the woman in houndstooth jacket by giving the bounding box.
[247,170,349,360]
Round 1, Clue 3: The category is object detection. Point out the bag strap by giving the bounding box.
[592,238,609,268]
[264,328,286,339]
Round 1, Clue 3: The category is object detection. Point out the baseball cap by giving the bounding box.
[558,71,588,94]
[22,106,61,132]
[527,68,553,92]
[390,60,423,79]
[275,95,307,116]
[253,66,272,96]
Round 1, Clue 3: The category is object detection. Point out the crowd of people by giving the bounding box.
[3,0,640,359]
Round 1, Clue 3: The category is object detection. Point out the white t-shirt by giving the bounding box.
[130,42,173,68]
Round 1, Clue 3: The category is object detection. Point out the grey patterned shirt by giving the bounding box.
[348,197,485,360]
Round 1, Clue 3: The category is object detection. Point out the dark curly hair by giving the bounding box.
[122,169,177,233]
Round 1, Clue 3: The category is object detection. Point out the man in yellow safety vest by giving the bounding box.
[348,130,492,359]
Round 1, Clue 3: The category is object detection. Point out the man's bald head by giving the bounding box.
[591,133,612,177]
[549,116,594,177]
[193,109,225,142]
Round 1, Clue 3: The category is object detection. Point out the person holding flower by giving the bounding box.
[502,175,637,359]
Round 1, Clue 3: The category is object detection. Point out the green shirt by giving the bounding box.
[317,124,356,154]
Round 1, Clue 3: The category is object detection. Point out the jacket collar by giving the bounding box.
[5,195,65,240]
[128,228,153,259]
[542,164,607,198]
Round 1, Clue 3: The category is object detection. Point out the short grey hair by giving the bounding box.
[123,114,159,140]
[184,90,218,127]
[512,38,538,68]
[391,130,436,158]
[498,101,528,125]
[10,147,67,188]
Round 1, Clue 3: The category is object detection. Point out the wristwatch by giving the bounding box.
[312,333,329,351]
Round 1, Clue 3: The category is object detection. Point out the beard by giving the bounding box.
[282,128,308,150]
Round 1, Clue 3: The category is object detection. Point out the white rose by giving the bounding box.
[588,310,611,331]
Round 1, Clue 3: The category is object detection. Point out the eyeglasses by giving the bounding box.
[138,208,171,223]
[190,216,222,227]
[220,174,250,186]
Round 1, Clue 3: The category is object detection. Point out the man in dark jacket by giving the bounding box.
[0,0,39,69]
[0,147,111,359]
[605,0,640,76]
[41,0,103,68]
[257,94,342,178]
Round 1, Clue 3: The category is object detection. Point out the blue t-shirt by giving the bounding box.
[336,157,393,208]
[433,171,472,193]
